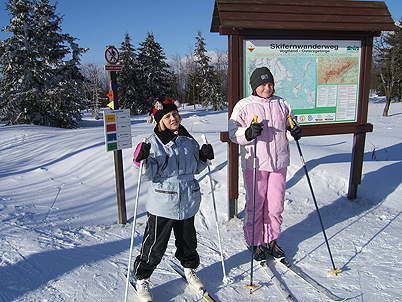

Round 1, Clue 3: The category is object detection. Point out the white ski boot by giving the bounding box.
[136,278,153,302]
[184,268,205,291]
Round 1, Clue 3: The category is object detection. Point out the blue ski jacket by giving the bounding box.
[132,125,207,220]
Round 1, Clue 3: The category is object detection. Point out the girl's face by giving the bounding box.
[255,82,274,98]
[161,110,180,132]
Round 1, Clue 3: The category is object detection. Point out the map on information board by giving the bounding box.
[244,40,362,124]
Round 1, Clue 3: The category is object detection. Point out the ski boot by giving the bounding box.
[253,245,266,261]
[267,240,285,258]
[136,278,153,302]
[184,268,205,291]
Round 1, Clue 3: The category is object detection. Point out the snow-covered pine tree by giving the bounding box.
[136,32,172,114]
[118,33,140,114]
[0,0,35,125]
[0,0,87,128]
[192,30,225,111]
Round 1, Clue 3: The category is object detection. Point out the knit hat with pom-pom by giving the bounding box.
[147,98,180,124]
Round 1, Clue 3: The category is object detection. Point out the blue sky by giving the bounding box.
[1,0,401,65]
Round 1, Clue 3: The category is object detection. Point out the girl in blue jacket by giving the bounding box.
[131,98,214,301]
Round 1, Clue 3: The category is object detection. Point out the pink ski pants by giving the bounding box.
[243,167,287,246]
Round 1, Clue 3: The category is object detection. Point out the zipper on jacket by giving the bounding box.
[192,187,200,197]
[155,189,178,196]
[161,154,169,172]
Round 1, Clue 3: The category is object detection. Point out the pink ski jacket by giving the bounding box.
[228,95,293,172]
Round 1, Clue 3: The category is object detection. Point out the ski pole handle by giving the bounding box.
[288,115,295,129]
[201,133,208,145]
[253,115,258,123]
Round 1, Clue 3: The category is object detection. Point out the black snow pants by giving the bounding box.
[133,213,199,280]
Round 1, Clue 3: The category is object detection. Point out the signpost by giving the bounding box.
[103,109,132,152]
[103,45,128,224]
[105,45,119,64]
[105,65,122,71]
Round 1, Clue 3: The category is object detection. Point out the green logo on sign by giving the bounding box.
[347,45,360,52]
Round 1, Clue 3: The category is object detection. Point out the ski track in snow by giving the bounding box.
[1,102,402,301]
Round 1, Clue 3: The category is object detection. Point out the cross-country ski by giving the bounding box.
[260,260,295,301]
[268,254,346,301]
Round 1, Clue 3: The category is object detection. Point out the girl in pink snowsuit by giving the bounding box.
[228,67,301,260]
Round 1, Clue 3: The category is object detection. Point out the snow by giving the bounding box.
[1,100,402,301]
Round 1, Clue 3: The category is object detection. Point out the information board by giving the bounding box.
[244,39,362,124]
[103,109,132,151]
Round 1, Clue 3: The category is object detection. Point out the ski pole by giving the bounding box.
[200,133,230,285]
[288,116,342,276]
[124,139,147,302]
[245,115,260,293]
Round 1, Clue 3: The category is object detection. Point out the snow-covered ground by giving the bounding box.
[1,99,401,301]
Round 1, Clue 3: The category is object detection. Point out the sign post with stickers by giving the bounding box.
[103,109,132,152]
[103,46,128,224]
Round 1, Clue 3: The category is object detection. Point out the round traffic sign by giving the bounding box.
[105,46,119,65]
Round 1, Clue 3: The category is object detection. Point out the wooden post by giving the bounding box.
[227,34,242,219]
[348,36,373,199]
[109,70,127,224]
[114,149,127,223]
[348,131,367,199]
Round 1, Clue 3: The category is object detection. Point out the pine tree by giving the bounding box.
[190,30,225,111]
[118,33,139,114]
[0,0,87,128]
[136,32,171,114]
[0,0,35,124]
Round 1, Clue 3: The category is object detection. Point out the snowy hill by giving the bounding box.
[1,101,401,301]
